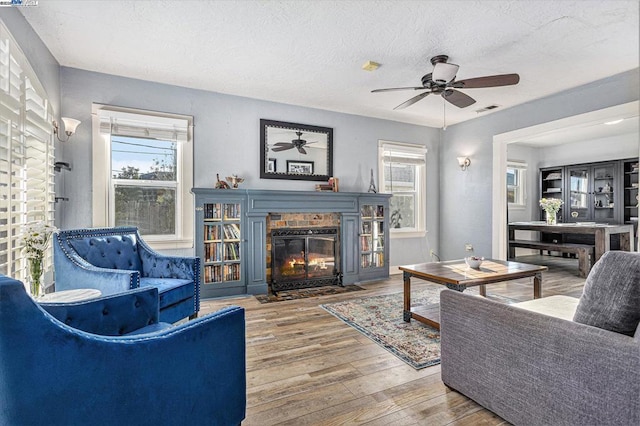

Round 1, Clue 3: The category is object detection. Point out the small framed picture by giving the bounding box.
[267,158,276,173]
[287,160,314,175]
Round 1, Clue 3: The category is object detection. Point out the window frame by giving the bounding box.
[378,140,427,238]
[507,160,527,209]
[92,104,194,250]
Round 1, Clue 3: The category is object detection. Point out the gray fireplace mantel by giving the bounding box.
[192,188,391,297]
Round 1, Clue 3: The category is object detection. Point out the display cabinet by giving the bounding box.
[539,167,564,221]
[623,159,639,249]
[358,198,389,281]
[539,159,637,225]
[565,162,617,223]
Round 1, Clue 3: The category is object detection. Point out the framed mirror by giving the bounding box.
[260,119,333,181]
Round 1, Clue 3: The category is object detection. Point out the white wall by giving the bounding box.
[538,133,638,167]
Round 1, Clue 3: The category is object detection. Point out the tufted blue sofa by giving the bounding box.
[0,274,246,426]
[54,226,200,324]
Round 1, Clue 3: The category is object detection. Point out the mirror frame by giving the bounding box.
[260,119,333,181]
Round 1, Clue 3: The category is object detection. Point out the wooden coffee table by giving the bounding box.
[399,259,547,330]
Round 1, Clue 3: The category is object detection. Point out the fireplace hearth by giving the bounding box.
[270,227,342,292]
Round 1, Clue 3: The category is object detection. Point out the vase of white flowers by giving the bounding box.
[539,198,563,225]
[21,221,57,297]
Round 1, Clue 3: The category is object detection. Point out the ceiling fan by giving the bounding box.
[271,131,316,154]
[372,55,520,110]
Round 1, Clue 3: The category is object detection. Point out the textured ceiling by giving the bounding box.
[19,0,640,128]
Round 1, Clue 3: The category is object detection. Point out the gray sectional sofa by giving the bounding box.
[440,251,640,426]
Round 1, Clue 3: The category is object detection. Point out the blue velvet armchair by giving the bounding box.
[54,226,200,323]
[0,275,246,426]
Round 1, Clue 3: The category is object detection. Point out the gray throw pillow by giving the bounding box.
[573,251,640,336]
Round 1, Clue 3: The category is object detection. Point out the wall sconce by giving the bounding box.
[52,117,81,142]
[457,156,471,171]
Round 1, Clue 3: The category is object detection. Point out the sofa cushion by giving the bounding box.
[139,277,194,308]
[513,295,579,321]
[68,234,142,272]
[573,251,640,336]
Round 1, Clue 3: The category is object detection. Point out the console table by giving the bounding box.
[508,222,635,262]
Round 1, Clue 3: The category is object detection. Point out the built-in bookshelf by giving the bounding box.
[202,202,242,285]
[360,203,385,270]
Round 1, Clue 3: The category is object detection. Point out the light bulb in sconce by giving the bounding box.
[457,156,471,171]
[52,117,81,142]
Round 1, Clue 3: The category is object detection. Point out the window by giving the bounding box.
[378,140,427,237]
[92,105,194,250]
[507,161,527,208]
[0,22,55,282]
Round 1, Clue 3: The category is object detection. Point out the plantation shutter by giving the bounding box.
[0,22,54,281]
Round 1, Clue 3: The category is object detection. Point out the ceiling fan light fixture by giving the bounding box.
[432,62,459,83]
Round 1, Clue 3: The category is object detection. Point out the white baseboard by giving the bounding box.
[389,266,402,275]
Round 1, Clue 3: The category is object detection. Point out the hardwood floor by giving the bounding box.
[199,255,586,425]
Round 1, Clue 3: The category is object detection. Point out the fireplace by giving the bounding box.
[270,227,342,292]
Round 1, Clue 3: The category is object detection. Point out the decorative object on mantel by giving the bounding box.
[368,168,377,193]
[20,221,57,297]
[226,175,244,189]
[540,197,564,225]
[214,174,230,189]
[315,177,339,192]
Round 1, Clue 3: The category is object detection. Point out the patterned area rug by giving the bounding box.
[255,285,365,303]
[321,285,513,369]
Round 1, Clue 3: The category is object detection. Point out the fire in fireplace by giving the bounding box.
[271,227,341,292]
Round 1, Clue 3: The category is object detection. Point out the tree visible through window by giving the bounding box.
[111,136,177,236]
[378,141,427,235]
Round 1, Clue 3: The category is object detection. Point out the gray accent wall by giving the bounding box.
[439,68,639,260]
[58,67,440,264]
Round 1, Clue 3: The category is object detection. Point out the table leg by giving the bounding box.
[594,228,609,262]
[479,284,486,297]
[508,227,515,259]
[533,272,542,299]
[403,271,412,322]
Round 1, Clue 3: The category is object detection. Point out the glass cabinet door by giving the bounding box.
[568,167,590,221]
[360,204,385,269]
[592,163,616,222]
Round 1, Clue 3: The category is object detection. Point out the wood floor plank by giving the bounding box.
[199,254,586,425]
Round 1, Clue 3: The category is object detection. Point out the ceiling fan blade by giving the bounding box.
[297,147,307,154]
[453,73,520,89]
[273,142,293,147]
[372,87,426,93]
[394,91,431,110]
[272,144,294,152]
[442,89,476,108]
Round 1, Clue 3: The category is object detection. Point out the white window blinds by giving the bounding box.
[0,22,54,281]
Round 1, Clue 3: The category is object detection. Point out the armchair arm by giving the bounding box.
[440,290,640,426]
[39,287,161,336]
[137,239,199,281]
[54,237,140,294]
